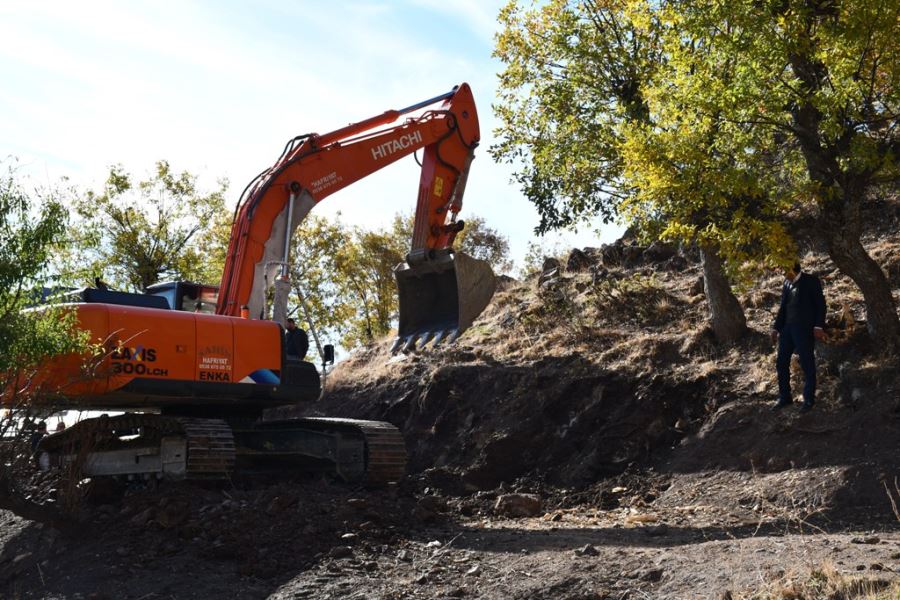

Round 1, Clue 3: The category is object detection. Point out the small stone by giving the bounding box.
[347,498,367,509]
[129,507,155,527]
[575,544,599,557]
[641,568,664,582]
[426,540,442,549]
[328,546,353,559]
[869,563,884,571]
[494,493,542,518]
[12,552,32,564]
[850,536,880,544]
[414,573,429,585]
[115,547,128,557]
[465,565,481,576]
[341,533,358,541]
[446,588,466,598]
[397,549,411,561]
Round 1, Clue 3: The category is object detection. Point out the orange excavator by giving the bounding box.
[31,83,495,485]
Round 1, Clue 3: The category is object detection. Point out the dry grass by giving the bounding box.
[732,563,899,599]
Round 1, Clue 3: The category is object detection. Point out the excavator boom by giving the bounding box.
[216,83,495,350]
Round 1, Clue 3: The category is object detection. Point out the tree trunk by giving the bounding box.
[819,188,900,348]
[700,244,747,344]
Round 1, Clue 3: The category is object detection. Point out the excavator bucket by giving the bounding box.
[392,251,496,353]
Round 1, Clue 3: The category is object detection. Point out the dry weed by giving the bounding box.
[732,563,898,599]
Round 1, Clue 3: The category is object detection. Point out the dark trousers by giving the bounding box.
[776,323,816,404]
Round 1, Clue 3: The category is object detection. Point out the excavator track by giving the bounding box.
[37,414,236,480]
[38,414,405,485]
[179,418,236,479]
[297,418,407,486]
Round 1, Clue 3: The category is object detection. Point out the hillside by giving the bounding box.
[1,199,898,599]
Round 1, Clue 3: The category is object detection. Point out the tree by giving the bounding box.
[493,0,750,342]
[288,214,356,354]
[646,0,900,345]
[492,0,658,233]
[334,227,406,347]
[0,162,88,527]
[71,161,228,291]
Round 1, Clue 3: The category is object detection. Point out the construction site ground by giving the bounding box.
[2,198,900,599]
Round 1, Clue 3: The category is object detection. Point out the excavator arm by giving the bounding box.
[216,83,495,351]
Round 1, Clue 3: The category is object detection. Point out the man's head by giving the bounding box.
[286,318,296,331]
[784,260,802,280]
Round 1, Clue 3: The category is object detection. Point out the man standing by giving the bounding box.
[771,261,827,413]
[284,318,309,360]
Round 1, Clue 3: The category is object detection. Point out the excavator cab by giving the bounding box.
[392,249,496,353]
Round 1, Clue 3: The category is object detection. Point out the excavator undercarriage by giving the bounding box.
[38,412,406,486]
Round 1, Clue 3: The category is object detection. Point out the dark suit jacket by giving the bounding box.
[774,272,826,332]
[285,328,309,358]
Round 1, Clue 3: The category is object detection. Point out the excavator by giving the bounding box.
[28,83,496,486]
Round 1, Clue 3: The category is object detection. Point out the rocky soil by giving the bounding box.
[2,198,900,599]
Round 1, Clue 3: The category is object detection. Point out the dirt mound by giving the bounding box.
[310,216,900,521]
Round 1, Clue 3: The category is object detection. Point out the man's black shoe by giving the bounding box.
[799,402,814,414]
[771,399,792,411]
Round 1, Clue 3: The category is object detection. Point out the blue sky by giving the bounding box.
[0,1,622,269]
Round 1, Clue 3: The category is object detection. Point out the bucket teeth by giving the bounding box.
[418,331,435,349]
[389,337,404,354]
[447,329,461,344]
[401,335,419,354]
[431,330,447,347]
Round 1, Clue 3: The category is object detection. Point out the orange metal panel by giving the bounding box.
[231,318,281,383]
[195,314,235,383]
[107,306,196,390]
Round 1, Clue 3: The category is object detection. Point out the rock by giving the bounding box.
[566,248,592,272]
[574,544,599,557]
[426,540,442,549]
[340,533,358,541]
[541,257,561,272]
[397,549,412,561]
[328,546,353,559]
[414,495,449,522]
[641,568,664,582]
[665,254,688,271]
[599,243,623,266]
[466,564,481,576]
[644,241,676,263]
[494,493,542,518]
[414,573,429,584]
[537,257,563,290]
[850,536,880,544]
[156,500,189,529]
[690,276,705,296]
[265,495,296,514]
[129,507,155,527]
